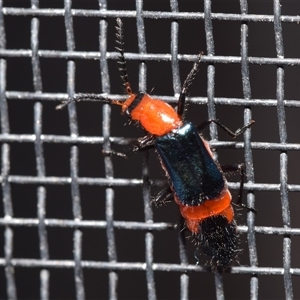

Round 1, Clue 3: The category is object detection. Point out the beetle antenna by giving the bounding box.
[56,93,117,110]
[181,52,204,95]
[115,18,133,96]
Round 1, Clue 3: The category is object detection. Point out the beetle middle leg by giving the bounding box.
[221,163,256,213]
[196,119,255,139]
[151,187,173,207]
[103,134,155,158]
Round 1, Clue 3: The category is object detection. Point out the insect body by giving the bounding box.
[57,18,254,267]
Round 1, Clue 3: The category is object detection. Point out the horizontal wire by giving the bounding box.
[5,91,300,108]
[0,257,299,276]
[0,133,300,152]
[1,49,300,66]
[2,7,300,23]
[0,217,299,236]
[0,175,299,192]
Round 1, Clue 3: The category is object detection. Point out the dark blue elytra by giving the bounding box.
[155,122,225,206]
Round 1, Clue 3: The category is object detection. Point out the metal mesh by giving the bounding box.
[1,0,300,299]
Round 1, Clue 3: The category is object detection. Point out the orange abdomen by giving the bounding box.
[177,189,233,234]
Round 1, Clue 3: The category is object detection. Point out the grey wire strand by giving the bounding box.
[37,186,49,300]
[136,0,147,92]
[31,1,50,298]
[273,1,293,299]
[3,7,300,23]
[169,1,189,299]
[31,17,42,93]
[239,1,259,299]
[2,256,300,275]
[0,1,17,298]
[3,129,300,150]
[178,219,189,300]
[70,145,85,300]
[2,173,300,192]
[2,47,300,66]
[73,229,85,300]
[34,103,50,300]
[214,270,224,300]
[5,91,300,108]
[170,0,181,95]
[0,219,299,235]
[6,88,300,107]
[1,217,300,236]
[98,1,118,298]
[203,2,224,299]
[135,1,156,299]
[64,1,85,299]
[204,0,218,142]
[143,153,156,300]
[1,172,300,194]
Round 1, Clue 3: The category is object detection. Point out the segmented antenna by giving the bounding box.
[177,52,204,118]
[181,52,204,94]
[56,93,112,110]
[115,18,133,95]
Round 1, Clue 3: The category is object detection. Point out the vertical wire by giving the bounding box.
[98,1,118,299]
[34,103,50,300]
[136,0,147,93]
[204,0,218,141]
[31,1,50,299]
[31,1,42,93]
[0,1,17,298]
[203,1,224,299]
[214,271,224,300]
[239,1,258,299]
[170,0,181,96]
[136,1,157,299]
[64,1,85,299]
[273,1,293,299]
[169,1,189,299]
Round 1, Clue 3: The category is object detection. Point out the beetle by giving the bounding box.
[57,18,255,267]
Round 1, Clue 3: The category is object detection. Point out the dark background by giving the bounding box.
[1,0,300,299]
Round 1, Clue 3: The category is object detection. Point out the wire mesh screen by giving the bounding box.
[1,0,300,299]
